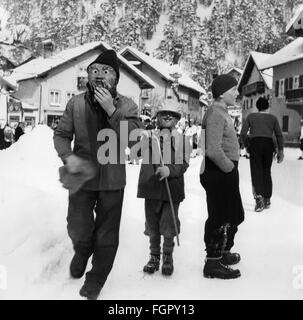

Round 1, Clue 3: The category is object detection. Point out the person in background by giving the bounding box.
[298,119,303,160]
[0,125,14,150]
[14,122,25,142]
[200,74,244,280]
[240,97,284,212]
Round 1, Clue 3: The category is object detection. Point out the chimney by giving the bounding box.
[42,39,55,58]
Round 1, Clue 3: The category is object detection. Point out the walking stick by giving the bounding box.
[152,134,180,246]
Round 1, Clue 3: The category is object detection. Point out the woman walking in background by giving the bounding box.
[240,97,284,212]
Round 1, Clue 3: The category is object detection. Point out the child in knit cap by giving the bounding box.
[136,99,190,276]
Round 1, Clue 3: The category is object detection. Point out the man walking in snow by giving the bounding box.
[54,49,142,300]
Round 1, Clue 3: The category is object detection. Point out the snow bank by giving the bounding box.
[0,125,71,299]
[0,125,302,299]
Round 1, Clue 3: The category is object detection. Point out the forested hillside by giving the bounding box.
[0,0,302,87]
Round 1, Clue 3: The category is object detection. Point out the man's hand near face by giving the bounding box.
[94,86,116,117]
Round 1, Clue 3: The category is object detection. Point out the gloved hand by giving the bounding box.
[65,154,85,174]
[277,150,284,163]
[155,166,170,181]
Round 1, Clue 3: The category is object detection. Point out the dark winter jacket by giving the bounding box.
[14,126,24,142]
[0,128,12,150]
[137,129,190,202]
[53,91,142,191]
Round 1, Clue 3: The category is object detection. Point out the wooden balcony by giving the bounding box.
[285,88,303,102]
[242,81,265,97]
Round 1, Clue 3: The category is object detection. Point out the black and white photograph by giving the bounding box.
[0,0,302,304]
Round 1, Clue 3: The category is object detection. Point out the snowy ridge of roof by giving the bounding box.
[227,67,243,75]
[117,54,156,88]
[5,41,110,85]
[120,46,205,94]
[260,38,303,69]
[286,4,303,33]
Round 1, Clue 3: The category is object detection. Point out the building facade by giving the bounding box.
[4,42,155,127]
[120,46,205,122]
[238,52,273,123]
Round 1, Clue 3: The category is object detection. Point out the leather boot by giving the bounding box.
[203,257,241,279]
[143,254,160,274]
[162,253,174,276]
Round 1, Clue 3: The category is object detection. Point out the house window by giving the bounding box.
[279,79,285,97]
[141,89,150,99]
[282,116,289,132]
[49,90,61,106]
[9,116,20,127]
[24,116,35,126]
[79,66,87,77]
[250,99,253,108]
[166,88,172,99]
[294,75,299,89]
[66,91,76,104]
[299,75,303,88]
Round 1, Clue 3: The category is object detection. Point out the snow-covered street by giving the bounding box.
[0,126,302,300]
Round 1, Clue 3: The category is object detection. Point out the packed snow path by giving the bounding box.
[0,126,302,300]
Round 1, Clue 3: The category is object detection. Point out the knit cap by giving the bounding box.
[211,74,238,98]
[87,49,120,82]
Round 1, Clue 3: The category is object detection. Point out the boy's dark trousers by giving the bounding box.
[249,137,274,199]
[200,158,244,257]
[67,188,124,286]
[144,199,180,255]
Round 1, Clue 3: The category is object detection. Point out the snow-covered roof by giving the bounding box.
[227,67,243,75]
[119,46,206,95]
[0,42,33,67]
[0,75,16,90]
[238,51,273,92]
[250,52,273,89]
[286,4,303,35]
[5,41,155,89]
[260,38,303,70]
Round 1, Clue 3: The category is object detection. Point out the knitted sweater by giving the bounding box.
[240,112,284,150]
[201,101,239,173]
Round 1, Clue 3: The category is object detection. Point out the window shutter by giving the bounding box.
[275,80,279,97]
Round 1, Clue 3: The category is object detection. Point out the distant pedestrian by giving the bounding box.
[298,119,303,160]
[0,125,14,150]
[14,122,25,142]
[240,97,284,212]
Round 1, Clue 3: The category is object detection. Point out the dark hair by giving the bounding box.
[256,97,269,111]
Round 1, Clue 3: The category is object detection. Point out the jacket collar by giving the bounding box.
[212,100,228,113]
